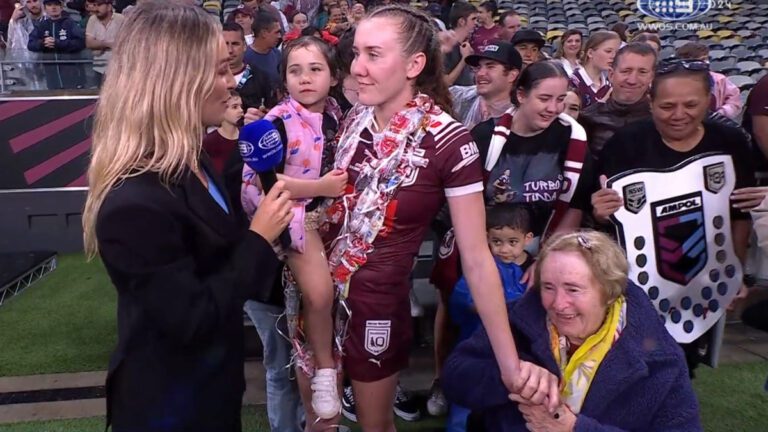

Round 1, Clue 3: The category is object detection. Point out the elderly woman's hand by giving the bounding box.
[509,396,577,432]
[504,360,560,412]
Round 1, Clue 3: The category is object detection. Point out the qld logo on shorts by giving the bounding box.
[364,320,391,356]
[651,192,707,285]
[637,0,711,21]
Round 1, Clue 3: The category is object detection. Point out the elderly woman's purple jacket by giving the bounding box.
[442,283,702,431]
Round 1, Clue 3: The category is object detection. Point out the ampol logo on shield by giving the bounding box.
[637,0,711,21]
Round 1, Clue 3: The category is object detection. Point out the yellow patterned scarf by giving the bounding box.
[548,295,627,413]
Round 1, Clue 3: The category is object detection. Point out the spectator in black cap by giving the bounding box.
[510,29,544,68]
[450,40,521,129]
[28,0,87,89]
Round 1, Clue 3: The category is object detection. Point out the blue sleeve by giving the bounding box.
[448,276,475,330]
[442,324,511,410]
[499,262,527,302]
[27,22,44,52]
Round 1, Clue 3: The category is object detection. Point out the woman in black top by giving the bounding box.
[580,60,754,376]
[81,3,293,431]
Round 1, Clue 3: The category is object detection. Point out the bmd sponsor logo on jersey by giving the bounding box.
[652,192,707,285]
[637,0,711,21]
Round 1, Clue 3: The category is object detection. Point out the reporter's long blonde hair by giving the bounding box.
[82,0,222,258]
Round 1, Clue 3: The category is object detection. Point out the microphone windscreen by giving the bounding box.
[238,119,284,173]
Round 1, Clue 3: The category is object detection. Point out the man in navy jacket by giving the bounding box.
[28,0,87,89]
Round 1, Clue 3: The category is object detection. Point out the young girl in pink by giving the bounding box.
[241,36,346,419]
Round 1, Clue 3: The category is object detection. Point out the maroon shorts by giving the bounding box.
[342,264,412,382]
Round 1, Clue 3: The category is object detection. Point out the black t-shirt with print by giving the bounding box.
[472,117,576,236]
[571,118,755,222]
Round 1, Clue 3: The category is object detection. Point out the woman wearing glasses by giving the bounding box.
[576,59,755,376]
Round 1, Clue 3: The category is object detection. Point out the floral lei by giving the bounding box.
[325,93,436,298]
[283,93,438,377]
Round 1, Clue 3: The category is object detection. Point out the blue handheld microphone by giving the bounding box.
[239,119,292,249]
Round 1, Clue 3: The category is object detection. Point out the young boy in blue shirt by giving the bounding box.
[447,203,534,431]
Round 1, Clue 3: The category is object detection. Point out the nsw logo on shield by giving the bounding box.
[637,0,711,21]
[651,192,707,285]
[364,320,391,356]
[623,181,647,214]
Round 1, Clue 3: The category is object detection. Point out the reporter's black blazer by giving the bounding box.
[96,158,281,432]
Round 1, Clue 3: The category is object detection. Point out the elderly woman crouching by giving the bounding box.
[443,231,702,432]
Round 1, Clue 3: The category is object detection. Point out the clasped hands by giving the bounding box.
[502,360,576,432]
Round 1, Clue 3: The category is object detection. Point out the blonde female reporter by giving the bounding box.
[81,2,291,431]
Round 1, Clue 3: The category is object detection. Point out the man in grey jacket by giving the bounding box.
[6,0,44,50]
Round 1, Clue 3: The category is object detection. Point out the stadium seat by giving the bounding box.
[737,61,765,74]
[728,75,756,91]
[546,30,564,42]
[710,49,729,60]
[721,39,743,48]
[731,48,752,59]
[711,62,740,76]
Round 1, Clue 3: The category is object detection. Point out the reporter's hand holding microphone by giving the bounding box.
[249,182,293,243]
[239,118,295,249]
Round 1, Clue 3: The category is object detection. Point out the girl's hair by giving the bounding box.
[512,60,568,105]
[632,32,662,51]
[553,29,583,60]
[535,231,628,304]
[365,4,453,114]
[581,30,621,64]
[289,10,307,24]
[566,88,582,105]
[280,36,339,90]
[336,27,356,77]
[83,0,221,257]
[478,1,498,17]
[610,22,629,42]
[301,25,322,37]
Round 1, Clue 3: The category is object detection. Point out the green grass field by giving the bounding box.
[0,255,766,431]
[0,255,116,376]
[0,366,765,432]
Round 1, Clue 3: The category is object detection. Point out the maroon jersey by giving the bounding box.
[329,110,484,381]
[333,111,484,294]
